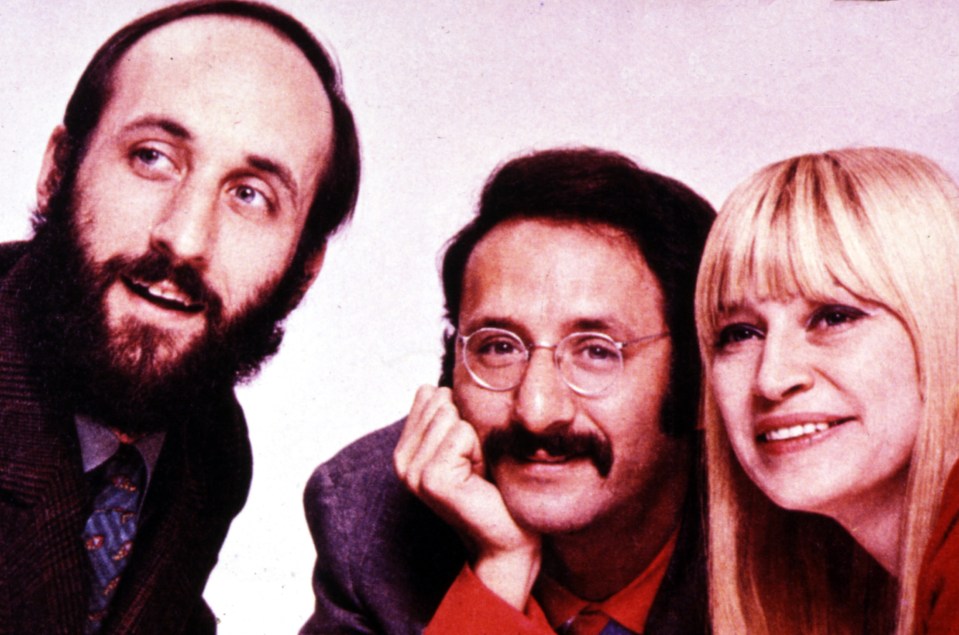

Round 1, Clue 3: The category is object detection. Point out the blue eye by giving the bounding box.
[229,184,274,215]
[234,185,263,204]
[129,146,176,177]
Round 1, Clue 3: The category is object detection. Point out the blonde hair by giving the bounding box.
[695,147,959,635]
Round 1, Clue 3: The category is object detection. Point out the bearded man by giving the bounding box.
[0,2,359,633]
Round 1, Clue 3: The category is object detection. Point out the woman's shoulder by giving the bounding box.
[915,460,959,633]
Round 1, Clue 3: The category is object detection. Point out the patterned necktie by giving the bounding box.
[563,606,610,635]
[562,608,638,635]
[81,443,146,634]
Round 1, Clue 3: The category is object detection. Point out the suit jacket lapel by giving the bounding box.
[0,246,88,634]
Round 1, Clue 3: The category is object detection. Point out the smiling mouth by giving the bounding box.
[122,275,204,314]
[757,418,853,443]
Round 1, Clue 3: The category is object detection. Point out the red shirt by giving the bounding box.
[426,530,678,634]
[916,460,959,633]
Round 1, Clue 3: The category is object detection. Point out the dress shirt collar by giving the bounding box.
[536,528,679,634]
[75,414,165,487]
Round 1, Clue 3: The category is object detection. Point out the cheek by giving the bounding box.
[211,223,300,301]
[710,361,752,425]
[452,366,513,435]
[591,380,666,453]
[857,332,921,452]
[223,217,301,264]
[871,375,922,458]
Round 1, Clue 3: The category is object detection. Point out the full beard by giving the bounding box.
[24,187,299,436]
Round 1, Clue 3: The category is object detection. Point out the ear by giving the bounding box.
[303,243,327,287]
[37,125,68,213]
[289,243,327,307]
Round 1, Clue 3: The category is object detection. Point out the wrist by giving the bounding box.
[472,542,542,610]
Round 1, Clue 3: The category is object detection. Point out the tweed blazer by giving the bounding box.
[0,241,253,635]
[301,420,708,635]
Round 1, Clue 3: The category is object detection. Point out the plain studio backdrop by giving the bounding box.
[1,1,957,632]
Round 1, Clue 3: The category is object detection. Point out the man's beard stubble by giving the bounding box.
[25,177,302,436]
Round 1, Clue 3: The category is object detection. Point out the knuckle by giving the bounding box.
[419,464,448,495]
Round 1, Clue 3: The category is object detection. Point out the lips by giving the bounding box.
[122,275,204,314]
[524,449,588,465]
[755,416,853,444]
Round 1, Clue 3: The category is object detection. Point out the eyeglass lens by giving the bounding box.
[462,328,623,394]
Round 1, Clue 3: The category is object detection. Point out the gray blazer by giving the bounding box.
[301,420,708,634]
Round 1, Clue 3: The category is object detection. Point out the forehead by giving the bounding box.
[99,15,333,195]
[460,218,665,333]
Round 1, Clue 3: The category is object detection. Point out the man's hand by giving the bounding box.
[394,385,541,610]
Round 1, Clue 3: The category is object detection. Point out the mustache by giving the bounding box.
[98,250,223,316]
[483,422,613,477]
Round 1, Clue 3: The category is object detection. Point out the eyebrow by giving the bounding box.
[247,155,299,203]
[121,115,191,140]
[465,317,521,333]
[462,316,632,338]
[570,318,621,332]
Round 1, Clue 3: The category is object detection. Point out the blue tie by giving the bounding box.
[560,611,639,635]
[81,443,146,634]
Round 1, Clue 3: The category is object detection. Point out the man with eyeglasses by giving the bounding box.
[301,148,715,634]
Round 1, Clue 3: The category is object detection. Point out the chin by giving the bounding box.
[502,490,599,536]
[762,483,838,517]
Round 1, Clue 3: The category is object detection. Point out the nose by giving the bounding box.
[149,178,217,268]
[512,347,576,432]
[754,329,813,402]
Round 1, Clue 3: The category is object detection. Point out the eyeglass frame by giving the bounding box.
[456,326,670,396]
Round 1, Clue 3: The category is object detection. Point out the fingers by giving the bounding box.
[395,385,480,495]
[395,385,456,479]
[397,385,449,458]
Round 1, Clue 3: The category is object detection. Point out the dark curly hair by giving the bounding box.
[438,147,715,437]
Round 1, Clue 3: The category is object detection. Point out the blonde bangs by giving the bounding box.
[696,154,890,358]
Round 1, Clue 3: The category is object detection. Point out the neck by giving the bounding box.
[832,467,909,575]
[541,453,691,600]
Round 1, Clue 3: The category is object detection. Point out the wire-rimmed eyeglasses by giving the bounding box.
[458,327,669,396]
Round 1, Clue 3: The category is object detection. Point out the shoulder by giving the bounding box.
[172,389,252,521]
[0,241,28,278]
[0,241,32,317]
[206,391,252,513]
[309,420,404,491]
[303,419,466,632]
[304,421,404,526]
[916,460,959,632]
[303,419,424,552]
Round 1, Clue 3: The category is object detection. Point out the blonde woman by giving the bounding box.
[694,147,959,634]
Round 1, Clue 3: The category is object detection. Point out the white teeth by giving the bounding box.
[763,422,832,442]
[146,282,190,305]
